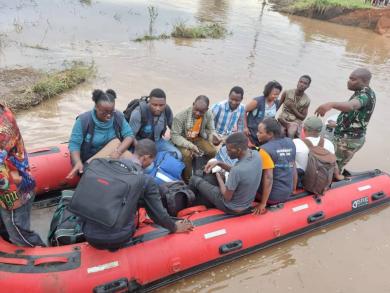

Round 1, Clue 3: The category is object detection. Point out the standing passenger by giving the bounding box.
[278,75,311,138]
[0,102,44,246]
[315,68,376,171]
[171,95,217,182]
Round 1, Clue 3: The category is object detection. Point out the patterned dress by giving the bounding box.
[0,104,35,210]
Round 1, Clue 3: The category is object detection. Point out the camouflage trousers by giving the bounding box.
[332,136,366,171]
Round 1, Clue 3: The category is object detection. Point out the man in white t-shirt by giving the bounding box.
[293,116,344,188]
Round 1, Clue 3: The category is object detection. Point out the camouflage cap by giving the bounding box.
[304,116,323,132]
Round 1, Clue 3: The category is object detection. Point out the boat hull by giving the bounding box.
[0,169,389,292]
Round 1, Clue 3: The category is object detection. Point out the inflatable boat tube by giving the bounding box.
[28,144,79,195]
[0,169,389,292]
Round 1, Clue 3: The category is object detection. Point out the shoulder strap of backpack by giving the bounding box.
[78,111,94,142]
[113,111,124,140]
[302,138,314,149]
[165,105,173,129]
[318,137,325,148]
[139,100,150,126]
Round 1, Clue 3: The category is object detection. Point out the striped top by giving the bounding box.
[211,101,245,136]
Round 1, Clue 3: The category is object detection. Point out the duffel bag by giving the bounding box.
[48,190,85,246]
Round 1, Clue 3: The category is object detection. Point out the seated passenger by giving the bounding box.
[128,88,181,159]
[82,139,193,250]
[245,81,283,146]
[212,86,245,139]
[189,133,262,214]
[278,75,311,138]
[212,86,245,165]
[293,116,344,187]
[253,118,296,215]
[67,89,134,179]
[171,95,218,182]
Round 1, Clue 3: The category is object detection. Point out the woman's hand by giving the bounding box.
[66,161,83,179]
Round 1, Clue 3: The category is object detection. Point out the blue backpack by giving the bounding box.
[146,151,185,185]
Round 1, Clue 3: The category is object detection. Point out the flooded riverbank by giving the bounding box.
[2,0,390,292]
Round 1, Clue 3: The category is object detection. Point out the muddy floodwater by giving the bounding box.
[1,0,390,292]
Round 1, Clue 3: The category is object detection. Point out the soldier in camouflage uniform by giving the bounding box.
[315,68,376,171]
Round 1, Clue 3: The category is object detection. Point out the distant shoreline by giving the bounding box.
[270,0,390,36]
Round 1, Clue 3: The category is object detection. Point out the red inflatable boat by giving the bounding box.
[28,144,79,195]
[1,144,390,292]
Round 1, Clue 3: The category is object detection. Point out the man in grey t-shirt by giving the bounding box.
[189,133,262,214]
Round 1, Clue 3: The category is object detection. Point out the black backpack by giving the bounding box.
[68,159,143,229]
[123,97,173,139]
[48,190,85,246]
[123,96,149,122]
[159,181,196,216]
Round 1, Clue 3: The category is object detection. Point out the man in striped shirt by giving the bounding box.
[212,86,245,165]
[212,86,245,139]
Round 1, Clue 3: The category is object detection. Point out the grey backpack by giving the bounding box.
[69,159,142,229]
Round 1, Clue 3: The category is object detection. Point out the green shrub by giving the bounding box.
[171,22,228,39]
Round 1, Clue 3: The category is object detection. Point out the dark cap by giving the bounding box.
[304,116,323,132]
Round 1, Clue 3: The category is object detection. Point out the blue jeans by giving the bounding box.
[156,139,182,160]
[0,192,45,247]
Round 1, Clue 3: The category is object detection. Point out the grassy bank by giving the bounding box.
[290,0,371,13]
[0,62,95,111]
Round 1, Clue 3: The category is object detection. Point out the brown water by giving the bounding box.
[1,0,390,292]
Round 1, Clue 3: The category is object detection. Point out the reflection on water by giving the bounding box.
[2,0,390,292]
[196,0,230,23]
[247,0,268,76]
[289,15,390,66]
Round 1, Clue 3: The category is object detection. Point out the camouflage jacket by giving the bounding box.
[334,87,376,138]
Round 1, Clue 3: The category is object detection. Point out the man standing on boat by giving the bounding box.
[315,68,376,171]
[0,102,45,247]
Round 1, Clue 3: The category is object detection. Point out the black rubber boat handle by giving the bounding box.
[93,278,129,293]
[307,211,325,223]
[372,191,386,201]
[219,240,243,254]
